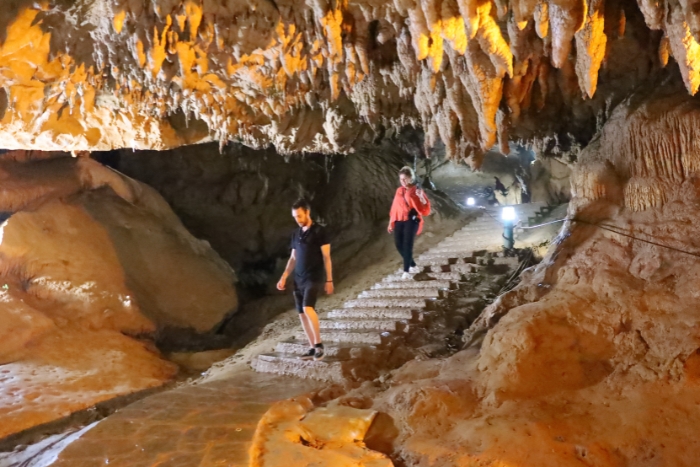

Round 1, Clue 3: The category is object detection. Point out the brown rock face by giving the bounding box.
[0,153,237,439]
[0,0,679,166]
[385,86,700,465]
[249,85,700,466]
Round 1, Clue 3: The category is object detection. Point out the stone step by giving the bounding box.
[459,224,502,230]
[327,308,416,320]
[493,257,520,267]
[434,241,481,249]
[359,288,442,299]
[344,297,432,309]
[447,263,479,273]
[415,252,463,261]
[446,231,502,240]
[275,339,357,358]
[320,319,400,331]
[465,222,496,228]
[382,271,464,282]
[372,280,453,290]
[449,230,501,237]
[440,237,500,246]
[299,329,389,345]
[251,353,346,382]
[417,253,475,262]
[413,257,458,267]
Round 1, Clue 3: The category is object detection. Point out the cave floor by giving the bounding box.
[1,203,567,467]
[6,370,319,467]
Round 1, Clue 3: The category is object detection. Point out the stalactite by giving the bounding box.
[458,42,504,150]
[441,0,468,54]
[574,0,607,98]
[0,0,691,156]
[534,0,550,38]
[475,1,514,77]
[659,35,671,66]
[668,6,700,95]
[549,0,587,68]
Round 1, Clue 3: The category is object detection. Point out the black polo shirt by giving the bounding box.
[291,223,330,283]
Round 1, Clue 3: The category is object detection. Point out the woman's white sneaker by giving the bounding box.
[401,272,412,279]
[408,266,421,274]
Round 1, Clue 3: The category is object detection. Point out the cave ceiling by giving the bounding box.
[0,0,691,166]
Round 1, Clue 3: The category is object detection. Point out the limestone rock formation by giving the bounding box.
[251,85,700,465]
[0,0,679,166]
[250,397,392,467]
[0,153,237,439]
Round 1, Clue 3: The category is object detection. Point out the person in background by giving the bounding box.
[277,199,333,361]
[388,167,431,279]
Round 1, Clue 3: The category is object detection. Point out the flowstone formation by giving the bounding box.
[0,152,237,440]
[0,0,686,164]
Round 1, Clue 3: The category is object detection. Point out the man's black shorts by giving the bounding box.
[293,280,323,313]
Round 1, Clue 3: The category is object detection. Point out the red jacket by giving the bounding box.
[389,185,432,234]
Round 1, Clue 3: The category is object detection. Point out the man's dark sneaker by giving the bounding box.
[313,346,325,361]
[299,348,315,360]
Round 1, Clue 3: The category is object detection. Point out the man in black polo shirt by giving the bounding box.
[276,199,333,361]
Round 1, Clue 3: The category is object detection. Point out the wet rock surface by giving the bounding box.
[42,373,319,467]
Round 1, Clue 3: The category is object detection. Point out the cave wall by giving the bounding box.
[251,80,700,467]
[529,156,572,203]
[0,153,241,440]
[112,140,458,293]
[373,81,700,465]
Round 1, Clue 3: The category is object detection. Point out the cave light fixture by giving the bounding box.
[501,206,516,250]
[466,197,475,206]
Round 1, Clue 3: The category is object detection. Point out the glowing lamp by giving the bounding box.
[501,206,516,221]
[466,197,475,206]
[501,206,516,250]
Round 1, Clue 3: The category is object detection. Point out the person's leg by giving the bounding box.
[395,221,412,272]
[394,221,405,264]
[302,306,321,345]
[299,314,316,347]
[294,285,314,348]
[403,221,418,271]
[303,283,322,346]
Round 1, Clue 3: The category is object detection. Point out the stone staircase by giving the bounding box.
[514,202,558,233]
[250,203,557,384]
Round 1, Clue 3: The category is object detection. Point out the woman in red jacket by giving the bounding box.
[388,166,431,279]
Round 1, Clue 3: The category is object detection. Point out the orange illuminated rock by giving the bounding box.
[0,0,688,166]
[251,87,700,465]
[250,398,393,467]
[0,152,237,440]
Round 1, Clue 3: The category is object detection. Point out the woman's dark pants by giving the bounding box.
[394,220,418,272]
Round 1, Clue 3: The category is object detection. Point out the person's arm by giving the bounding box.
[411,188,431,215]
[415,188,428,204]
[276,249,296,290]
[388,189,398,233]
[321,244,334,294]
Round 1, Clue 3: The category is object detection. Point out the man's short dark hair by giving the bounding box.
[292,198,310,211]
